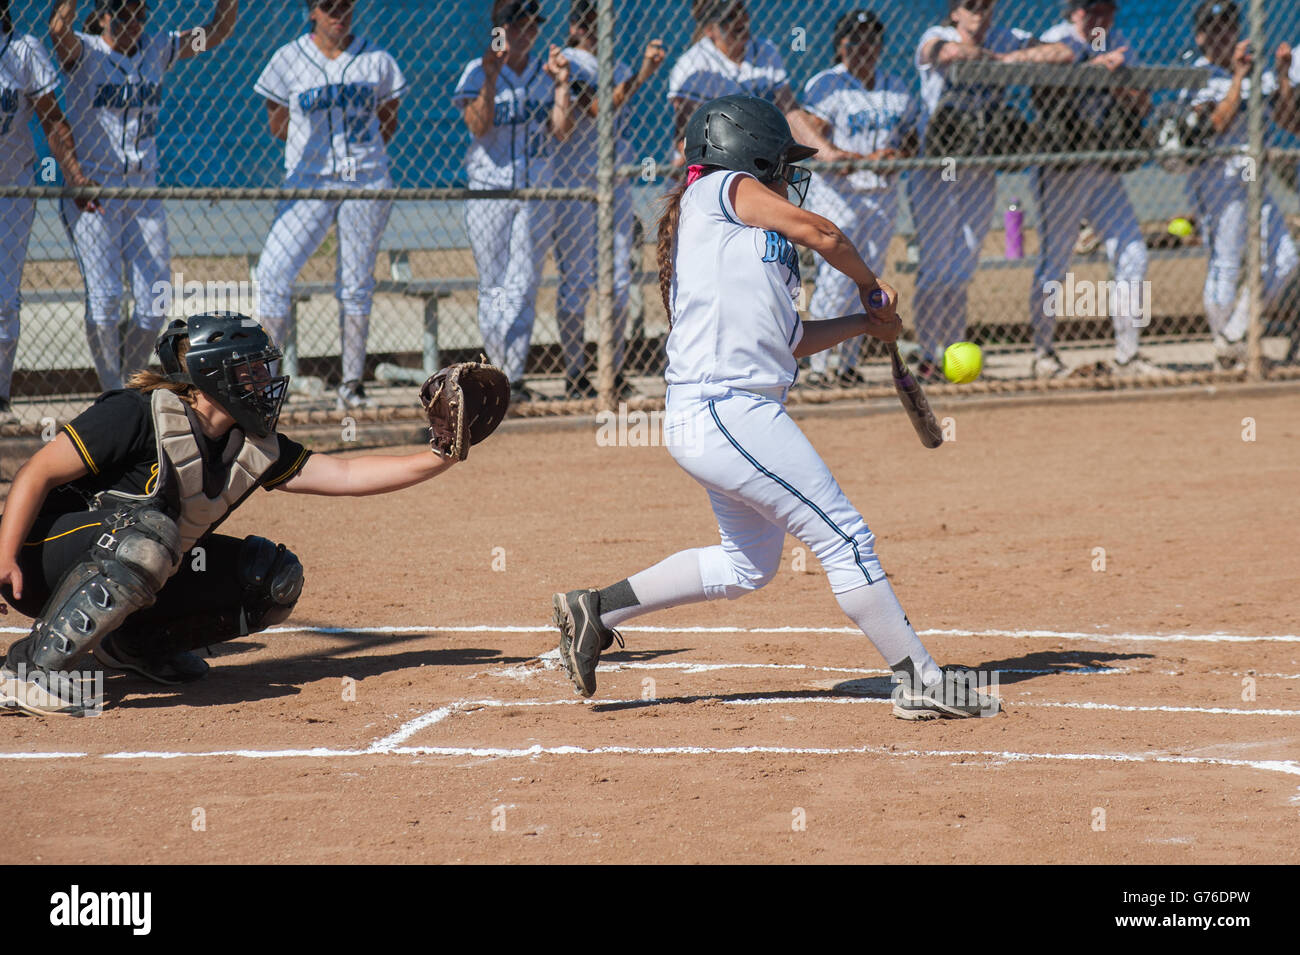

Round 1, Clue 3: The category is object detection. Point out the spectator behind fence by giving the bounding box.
[666,0,846,165]
[1180,0,1298,372]
[1030,0,1163,379]
[908,0,1071,381]
[1,0,98,423]
[553,0,664,399]
[253,0,406,412]
[49,0,240,391]
[453,0,574,404]
[800,9,918,389]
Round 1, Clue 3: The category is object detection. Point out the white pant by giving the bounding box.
[806,179,898,374]
[256,173,394,382]
[907,167,996,362]
[61,179,171,390]
[1030,165,1148,362]
[665,385,883,596]
[467,195,553,383]
[1194,188,1299,341]
[0,195,35,399]
[552,183,634,377]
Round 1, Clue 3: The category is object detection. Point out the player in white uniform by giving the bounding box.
[1030,0,1161,378]
[667,0,846,164]
[50,0,240,392]
[553,0,663,399]
[453,0,574,403]
[253,0,406,411]
[0,2,96,423]
[909,0,1072,378]
[800,10,918,388]
[551,96,999,721]
[1181,0,1299,371]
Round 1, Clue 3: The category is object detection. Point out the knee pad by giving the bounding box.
[238,536,304,630]
[28,508,183,669]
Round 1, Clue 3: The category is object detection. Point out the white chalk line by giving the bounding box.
[503,656,1129,679]
[7,624,1292,643]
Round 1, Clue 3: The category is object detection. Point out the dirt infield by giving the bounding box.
[1,389,1298,864]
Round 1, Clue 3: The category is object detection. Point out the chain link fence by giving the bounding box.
[1,0,1298,434]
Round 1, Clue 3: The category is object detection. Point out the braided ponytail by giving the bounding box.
[655,180,688,326]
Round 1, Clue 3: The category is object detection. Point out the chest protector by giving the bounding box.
[149,389,281,551]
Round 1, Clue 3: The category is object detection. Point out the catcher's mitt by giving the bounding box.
[418,357,510,460]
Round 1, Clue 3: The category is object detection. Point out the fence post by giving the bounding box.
[1244,0,1266,380]
[594,0,617,413]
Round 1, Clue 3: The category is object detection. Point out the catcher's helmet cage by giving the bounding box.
[684,95,818,205]
[156,312,289,438]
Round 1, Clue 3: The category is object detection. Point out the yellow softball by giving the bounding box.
[943,342,984,384]
[1168,217,1194,238]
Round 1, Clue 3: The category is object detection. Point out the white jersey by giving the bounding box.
[0,32,59,185]
[1038,20,1137,125]
[1183,55,1278,199]
[801,64,917,192]
[255,35,406,182]
[452,55,555,188]
[62,30,183,180]
[665,170,803,391]
[915,23,1033,138]
[667,35,789,106]
[552,46,632,184]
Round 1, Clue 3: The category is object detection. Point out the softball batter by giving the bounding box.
[1030,0,1162,378]
[50,0,240,392]
[801,10,918,388]
[909,0,1071,378]
[1181,0,1298,371]
[1,1,97,423]
[553,0,663,398]
[254,0,406,412]
[552,95,997,720]
[453,0,574,403]
[0,311,471,716]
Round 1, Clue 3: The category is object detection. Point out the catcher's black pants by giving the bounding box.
[3,508,266,652]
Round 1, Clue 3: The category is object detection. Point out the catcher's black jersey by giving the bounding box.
[45,389,311,514]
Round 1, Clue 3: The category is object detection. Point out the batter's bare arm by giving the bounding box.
[278,449,455,497]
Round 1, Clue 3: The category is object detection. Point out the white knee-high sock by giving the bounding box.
[835,579,940,685]
[598,548,709,628]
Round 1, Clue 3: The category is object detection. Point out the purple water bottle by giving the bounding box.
[1005,199,1024,260]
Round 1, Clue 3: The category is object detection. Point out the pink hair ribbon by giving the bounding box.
[686,164,706,185]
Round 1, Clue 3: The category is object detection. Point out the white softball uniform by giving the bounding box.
[552,47,635,378]
[0,32,59,400]
[254,35,405,383]
[802,65,916,375]
[1183,58,1299,340]
[910,23,1034,362]
[668,35,789,106]
[1030,21,1147,363]
[60,30,183,390]
[452,54,557,381]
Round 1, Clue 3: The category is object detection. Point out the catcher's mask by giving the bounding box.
[684,95,817,206]
[156,312,289,438]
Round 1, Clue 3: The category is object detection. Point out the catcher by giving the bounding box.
[0,312,508,716]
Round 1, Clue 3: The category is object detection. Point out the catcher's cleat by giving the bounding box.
[94,633,210,685]
[890,658,1001,720]
[0,661,98,717]
[552,588,624,698]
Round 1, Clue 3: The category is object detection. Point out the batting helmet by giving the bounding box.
[683,95,818,204]
[156,313,289,438]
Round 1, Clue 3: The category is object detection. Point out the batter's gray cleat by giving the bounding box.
[552,589,624,698]
[94,633,209,685]
[890,658,1001,720]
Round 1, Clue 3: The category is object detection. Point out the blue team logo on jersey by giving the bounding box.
[847,109,899,137]
[92,81,161,109]
[297,82,376,114]
[762,231,800,282]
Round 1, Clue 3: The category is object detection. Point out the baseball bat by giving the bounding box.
[868,289,944,450]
